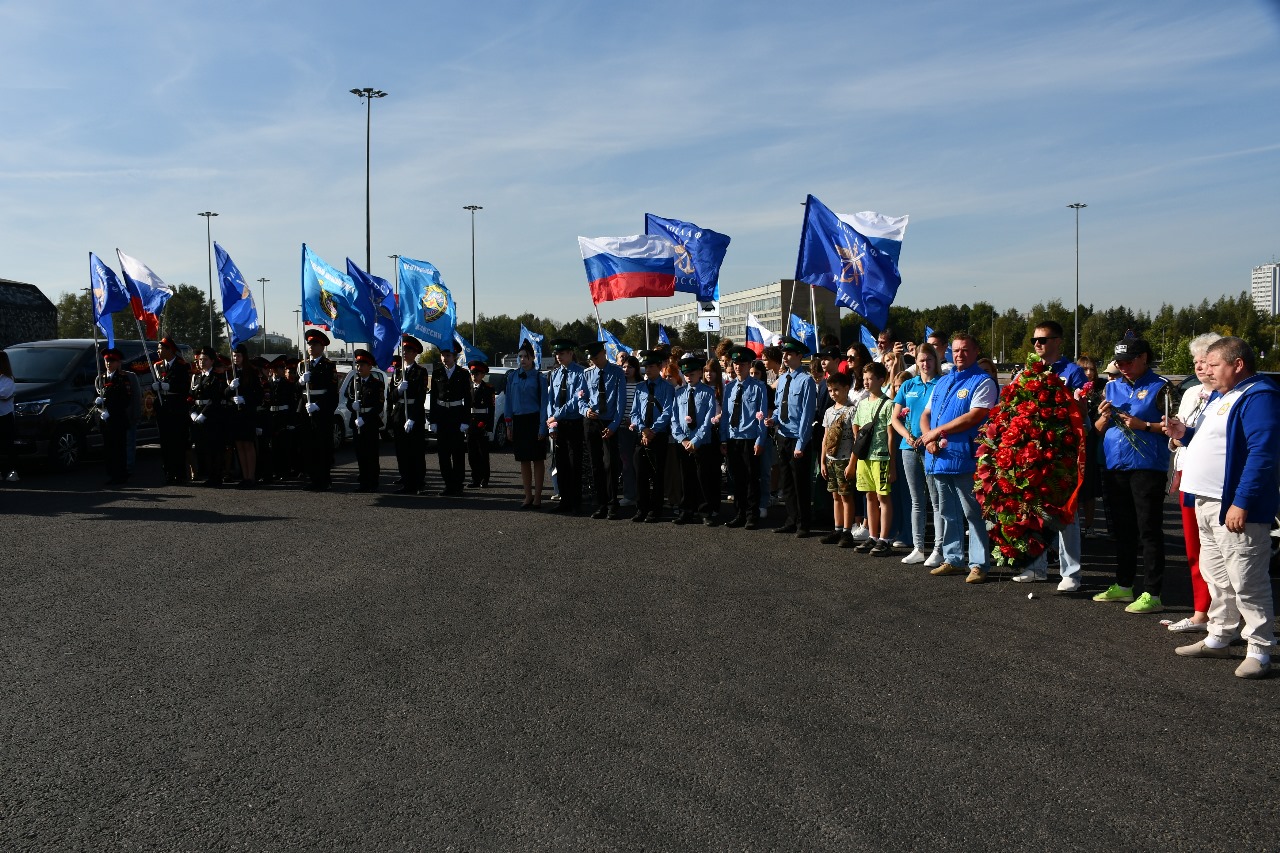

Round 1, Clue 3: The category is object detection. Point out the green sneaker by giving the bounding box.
[1092,583,1134,603]
[1124,592,1164,614]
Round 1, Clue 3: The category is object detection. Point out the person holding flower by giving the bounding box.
[1093,334,1172,614]
[920,333,999,584]
[891,342,944,566]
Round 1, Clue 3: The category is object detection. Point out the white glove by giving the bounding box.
[429,423,438,434]
[230,377,240,389]
[233,395,245,405]
[404,419,415,433]
[195,414,206,425]
[159,382,169,393]
[255,427,263,436]
[355,417,365,428]
[307,402,320,414]
[300,371,312,383]
[460,423,469,433]
[99,410,110,421]
[190,412,199,423]
[94,396,105,406]
[398,380,409,393]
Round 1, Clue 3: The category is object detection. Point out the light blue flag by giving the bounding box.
[795,194,908,330]
[453,332,487,365]
[860,325,879,360]
[397,256,456,352]
[657,325,671,346]
[347,259,400,369]
[301,244,374,343]
[789,314,817,355]
[644,213,731,302]
[216,243,260,349]
[598,326,632,362]
[519,324,544,364]
[90,252,130,348]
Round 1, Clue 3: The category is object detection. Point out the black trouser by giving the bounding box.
[467,425,491,485]
[725,438,761,522]
[775,435,812,530]
[1104,468,1167,595]
[553,419,585,510]
[394,421,426,491]
[679,442,721,517]
[307,412,333,488]
[436,418,467,492]
[104,421,129,482]
[353,421,380,489]
[157,408,190,481]
[271,421,296,479]
[194,419,223,486]
[585,419,620,509]
[634,434,668,517]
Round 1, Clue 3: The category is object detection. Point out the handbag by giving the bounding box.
[849,397,889,460]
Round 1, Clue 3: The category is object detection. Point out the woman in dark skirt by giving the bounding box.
[227,344,263,488]
[503,342,548,507]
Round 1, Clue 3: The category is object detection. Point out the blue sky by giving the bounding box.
[3,0,1279,343]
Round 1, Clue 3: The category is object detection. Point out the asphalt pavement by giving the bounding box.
[2,445,1278,852]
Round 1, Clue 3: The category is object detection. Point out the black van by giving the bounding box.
[3,339,174,471]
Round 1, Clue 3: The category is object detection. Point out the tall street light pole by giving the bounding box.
[257,277,269,348]
[198,211,218,349]
[1068,203,1087,359]
[350,87,387,276]
[464,205,482,342]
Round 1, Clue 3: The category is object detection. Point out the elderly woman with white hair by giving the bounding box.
[1166,331,1222,632]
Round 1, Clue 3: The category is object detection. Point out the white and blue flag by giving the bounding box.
[90,252,130,348]
[644,213,731,302]
[598,326,632,362]
[519,324,544,364]
[789,314,817,355]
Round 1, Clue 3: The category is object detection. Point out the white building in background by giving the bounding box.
[1251,262,1280,316]
[645,280,839,346]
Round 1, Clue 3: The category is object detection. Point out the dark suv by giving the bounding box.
[4,339,173,471]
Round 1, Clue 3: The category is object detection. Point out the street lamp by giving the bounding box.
[350,87,388,275]
[1068,203,1087,359]
[197,211,218,349]
[463,205,482,343]
[257,277,269,349]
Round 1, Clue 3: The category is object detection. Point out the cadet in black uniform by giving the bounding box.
[429,341,472,496]
[96,347,133,486]
[189,346,227,488]
[299,329,339,491]
[467,359,495,488]
[153,336,191,484]
[228,344,263,488]
[346,348,385,492]
[391,335,429,495]
[263,356,298,481]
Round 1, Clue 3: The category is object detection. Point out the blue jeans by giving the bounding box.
[901,447,942,552]
[934,472,988,569]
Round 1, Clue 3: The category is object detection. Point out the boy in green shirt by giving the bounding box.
[845,362,897,556]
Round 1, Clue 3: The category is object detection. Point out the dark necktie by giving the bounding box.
[732,381,745,427]
[556,370,568,406]
[687,386,697,424]
[780,373,793,422]
[598,369,608,419]
[644,381,656,428]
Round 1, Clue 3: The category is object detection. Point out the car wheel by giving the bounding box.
[332,418,345,452]
[50,426,82,471]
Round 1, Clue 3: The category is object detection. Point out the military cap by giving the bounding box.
[818,345,842,359]
[400,334,423,353]
[304,328,330,346]
[250,356,269,368]
[158,336,180,350]
[101,347,122,359]
[728,344,755,365]
[194,346,218,359]
[584,341,607,357]
[679,353,705,373]
[641,349,666,366]
[268,355,288,368]
[353,348,374,364]
[778,336,810,356]
[549,338,577,354]
[468,360,489,374]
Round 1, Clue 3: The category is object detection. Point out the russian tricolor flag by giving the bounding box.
[579,235,677,305]
[744,312,773,357]
[116,250,174,340]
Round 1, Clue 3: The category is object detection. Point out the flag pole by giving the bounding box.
[645,298,651,349]
[809,283,819,360]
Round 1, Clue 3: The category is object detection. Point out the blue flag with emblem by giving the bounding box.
[789,314,817,355]
[795,194,907,330]
[347,259,400,370]
[598,326,632,362]
[860,325,879,360]
[453,332,487,365]
[519,324,544,365]
[90,252,130,348]
[216,243,260,349]
[657,325,670,346]
[301,244,374,344]
[396,256,456,352]
[644,213,731,302]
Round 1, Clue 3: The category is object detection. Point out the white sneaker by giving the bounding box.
[1011,568,1047,583]
[1166,616,1209,633]
[892,540,910,549]
[4,471,17,483]
[1056,576,1081,592]
[923,550,944,569]
[901,548,927,565]
[849,523,870,541]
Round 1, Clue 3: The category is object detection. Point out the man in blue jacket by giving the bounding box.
[1167,337,1278,679]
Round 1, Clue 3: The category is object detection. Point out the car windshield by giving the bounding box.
[5,346,82,383]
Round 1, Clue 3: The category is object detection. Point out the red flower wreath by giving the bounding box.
[973,353,1085,568]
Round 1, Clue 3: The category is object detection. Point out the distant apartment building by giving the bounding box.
[1251,262,1280,316]
[645,280,839,345]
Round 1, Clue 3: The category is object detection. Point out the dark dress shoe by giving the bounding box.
[724,516,746,528]
[744,517,759,530]
[591,507,609,519]
[774,524,797,534]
